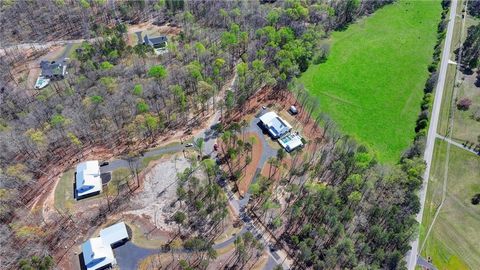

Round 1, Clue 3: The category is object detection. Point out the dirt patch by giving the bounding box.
[226,86,323,144]
[127,21,182,45]
[124,214,172,248]
[261,159,288,182]
[237,132,263,196]
[125,154,193,232]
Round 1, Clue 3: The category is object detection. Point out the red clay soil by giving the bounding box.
[217,132,262,197]
[260,157,292,182]
[37,110,218,220]
[226,86,323,144]
[237,132,262,196]
[224,86,325,183]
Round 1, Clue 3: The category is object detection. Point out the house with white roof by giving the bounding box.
[259,111,292,139]
[278,133,304,152]
[75,160,102,199]
[82,237,115,270]
[81,222,129,270]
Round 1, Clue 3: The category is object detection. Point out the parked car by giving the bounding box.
[185,143,194,147]
[289,105,298,115]
[100,161,109,167]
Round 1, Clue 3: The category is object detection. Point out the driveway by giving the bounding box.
[114,226,248,270]
[114,242,161,270]
[239,109,278,208]
[100,144,184,173]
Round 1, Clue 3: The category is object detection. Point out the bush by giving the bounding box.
[456,98,472,111]
[424,72,438,93]
[428,62,438,73]
[471,194,480,205]
[415,119,428,133]
[473,108,480,121]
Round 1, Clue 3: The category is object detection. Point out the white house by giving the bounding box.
[82,237,115,270]
[100,222,129,247]
[259,111,292,139]
[75,160,102,199]
[278,133,304,152]
[81,222,129,270]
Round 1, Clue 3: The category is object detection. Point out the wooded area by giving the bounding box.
[1,0,440,269]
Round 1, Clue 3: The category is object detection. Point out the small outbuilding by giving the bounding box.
[289,105,298,115]
[278,133,303,152]
[259,111,292,139]
[75,160,102,199]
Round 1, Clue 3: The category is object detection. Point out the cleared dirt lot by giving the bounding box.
[126,154,191,231]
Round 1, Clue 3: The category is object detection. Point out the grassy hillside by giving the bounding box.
[420,139,480,269]
[300,0,442,162]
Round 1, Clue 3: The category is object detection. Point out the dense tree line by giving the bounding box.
[0,0,168,46]
[0,0,399,268]
[468,0,480,18]
[458,23,480,71]
[231,90,426,269]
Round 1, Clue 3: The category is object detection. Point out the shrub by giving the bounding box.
[456,98,472,111]
[100,61,114,70]
[473,108,480,121]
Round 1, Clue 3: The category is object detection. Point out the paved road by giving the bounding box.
[436,134,479,155]
[115,227,248,270]
[406,0,458,269]
[100,144,184,173]
[238,109,278,210]
[58,43,73,61]
[0,38,99,56]
[417,256,437,270]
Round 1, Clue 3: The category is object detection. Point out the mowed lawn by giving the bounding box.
[420,140,480,269]
[300,0,441,162]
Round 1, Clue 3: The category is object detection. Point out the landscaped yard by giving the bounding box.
[54,167,128,211]
[53,169,75,212]
[299,0,442,162]
[420,139,480,269]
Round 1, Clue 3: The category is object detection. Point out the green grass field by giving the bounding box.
[438,14,480,141]
[300,0,442,162]
[54,169,75,212]
[420,139,480,269]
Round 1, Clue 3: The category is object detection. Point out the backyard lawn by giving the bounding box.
[420,139,480,269]
[300,0,442,162]
[54,169,75,212]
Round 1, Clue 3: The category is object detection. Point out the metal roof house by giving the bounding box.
[259,111,292,139]
[82,237,115,270]
[75,160,102,200]
[99,222,129,247]
[143,34,168,54]
[40,60,67,80]
[81,222,129,270]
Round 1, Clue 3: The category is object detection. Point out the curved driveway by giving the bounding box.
[104,108,281,270]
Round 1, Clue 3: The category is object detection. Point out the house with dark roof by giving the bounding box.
[40,60,67,80]
[143,34,168,54]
